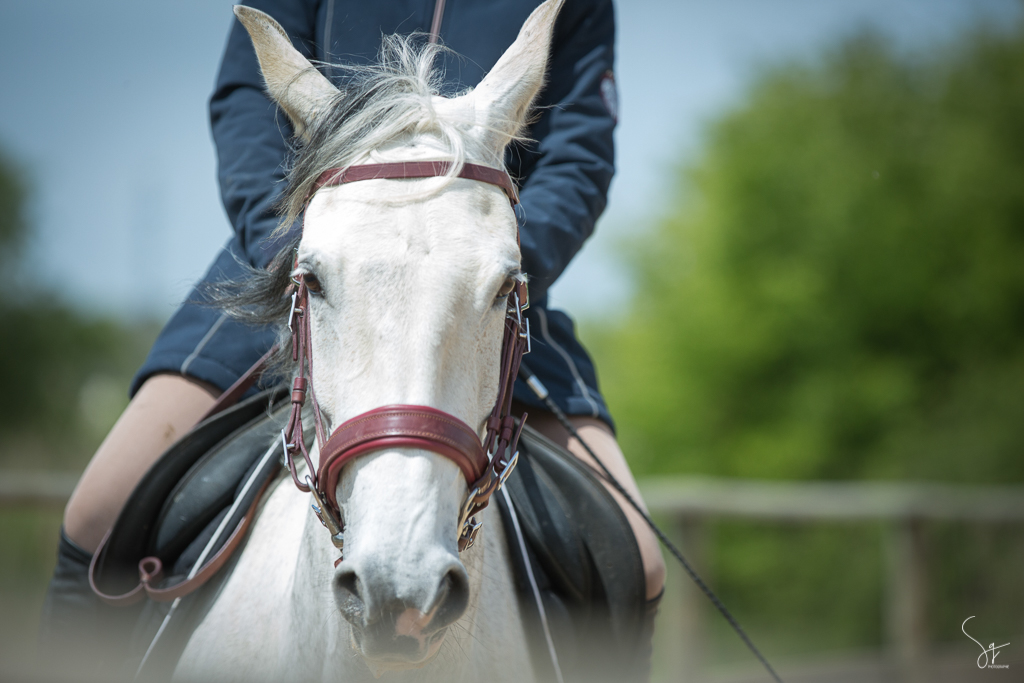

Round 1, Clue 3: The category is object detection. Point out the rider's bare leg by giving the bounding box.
[523,411,666,600]
[63,373,218,553]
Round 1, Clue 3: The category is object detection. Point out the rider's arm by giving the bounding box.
[209,0,317,268]
[512,0,616,303]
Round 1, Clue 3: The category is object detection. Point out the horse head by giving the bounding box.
[233,0,562,670]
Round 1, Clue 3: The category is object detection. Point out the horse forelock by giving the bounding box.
[277,33,527,239]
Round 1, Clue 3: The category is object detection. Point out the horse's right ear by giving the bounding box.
[233,5,339,140]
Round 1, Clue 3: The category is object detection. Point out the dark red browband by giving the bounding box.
[312,161,519,205]
[281,160,529,556]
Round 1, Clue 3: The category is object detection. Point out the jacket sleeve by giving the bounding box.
[209,0,319,269]
[511,0,616,303]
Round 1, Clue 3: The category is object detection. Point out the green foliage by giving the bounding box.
[0,303,157,469]
[589,24,1024,662]
[708,523,884,656]
[0,509,63,668]
[593,29,1024,485]
[925,521,1024,643]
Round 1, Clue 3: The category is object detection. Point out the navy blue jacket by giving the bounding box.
[135,0,617,426]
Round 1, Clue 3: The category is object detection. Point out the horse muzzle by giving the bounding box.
[334,558,469,667]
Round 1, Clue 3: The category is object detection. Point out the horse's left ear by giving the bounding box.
[234,5,339,140]
[457,0,564,154]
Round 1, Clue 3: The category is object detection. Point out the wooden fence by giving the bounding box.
[0,471,79,509]
[3,471,1023,681]
[640,477,1024,682]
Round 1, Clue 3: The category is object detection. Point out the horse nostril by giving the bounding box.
[430,567,469,631]
[333,568,365,624]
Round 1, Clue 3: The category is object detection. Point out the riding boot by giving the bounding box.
[38,528,112,678]
[39,528,98,644]
[635,588,663,682]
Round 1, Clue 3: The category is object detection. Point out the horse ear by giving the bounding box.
[464,0,565,154]
[233,5,339,139]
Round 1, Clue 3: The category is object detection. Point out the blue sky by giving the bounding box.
[0,0,1018,321]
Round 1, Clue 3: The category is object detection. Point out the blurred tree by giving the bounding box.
[588,24,1024,655]
[0,149,26,266]
[594,28,1024,486]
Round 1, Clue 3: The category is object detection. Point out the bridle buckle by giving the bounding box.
[455,447,519,551]
[287,289,302,332]
[306,476,344,551]
[458,516,483,551]
[497,450,519,490]
[519,318,531,354]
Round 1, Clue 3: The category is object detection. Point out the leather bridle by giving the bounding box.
[281,160,530,559]
[87,160,525,606]
[92,162,784,683]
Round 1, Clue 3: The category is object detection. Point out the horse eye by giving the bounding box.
[496,277,516,300]
[302,273,323,294]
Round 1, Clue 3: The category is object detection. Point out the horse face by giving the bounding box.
[300,174,517,665]
[235,0,563,668]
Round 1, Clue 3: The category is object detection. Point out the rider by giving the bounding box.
[43,0,664,653]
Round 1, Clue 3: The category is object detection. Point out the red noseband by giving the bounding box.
[280,161,529,556]
[316,405,490,509]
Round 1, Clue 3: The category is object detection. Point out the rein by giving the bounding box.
[281,161,529,558]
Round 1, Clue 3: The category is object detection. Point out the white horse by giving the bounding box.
[174,2,563,681]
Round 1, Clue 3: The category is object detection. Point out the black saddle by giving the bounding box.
[498,426,648,683]
[90,388,292,677]
[92,390,647,681]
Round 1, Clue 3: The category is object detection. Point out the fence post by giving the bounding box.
[885,517,928,683]
[657,513,708,682]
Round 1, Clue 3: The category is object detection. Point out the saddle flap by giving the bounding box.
[90,388,285,599]
[501,424,647,681]
[504,447,591,603]
[150,403,289,561]
[515,425,646,634]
